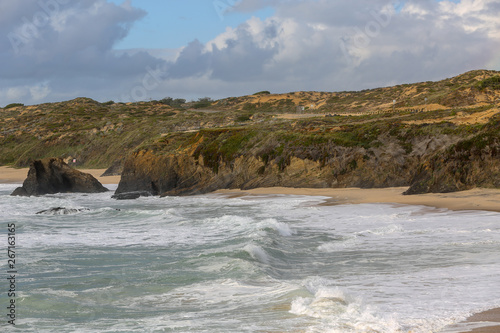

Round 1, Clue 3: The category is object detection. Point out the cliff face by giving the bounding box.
[405,127,500,194]
[114,126,497,197]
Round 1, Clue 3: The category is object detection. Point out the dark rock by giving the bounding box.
[11,187,28,196]
[36,207,91,215]
[11,158,108,196]
[112,191,153,200]
[101,158,124,176]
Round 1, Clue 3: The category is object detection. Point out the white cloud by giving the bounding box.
[164,0,499,94]
[6,87,28,101]
[30,82,52,101]
[0,0,499,105]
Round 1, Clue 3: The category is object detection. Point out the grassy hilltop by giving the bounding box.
[1,69,499,193]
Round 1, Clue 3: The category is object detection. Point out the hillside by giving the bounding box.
[1,70,500,194]
[211,69,500,114]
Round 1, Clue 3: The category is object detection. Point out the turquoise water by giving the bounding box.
[1,184,500,332]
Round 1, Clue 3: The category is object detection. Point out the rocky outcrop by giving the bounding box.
[404,130,500,194]
[113,116,500,198]
[113,134,453,198]
[11,158,108,196]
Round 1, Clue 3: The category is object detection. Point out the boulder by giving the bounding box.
[11,158,108,196]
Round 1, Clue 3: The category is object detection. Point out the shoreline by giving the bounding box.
[461,308,500,333]
[0,166,121,185]
[2,167,499,330]
[1,166,499,212]
[448,308,500,333]
[215,187,500,213]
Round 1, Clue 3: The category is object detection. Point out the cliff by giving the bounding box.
[405,121,500,194]
[114,110,500,197]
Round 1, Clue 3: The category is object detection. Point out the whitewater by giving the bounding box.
[1,183,499,332]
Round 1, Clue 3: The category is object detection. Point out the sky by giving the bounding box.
[1,0,499,106]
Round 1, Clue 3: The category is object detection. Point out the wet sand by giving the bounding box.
[215,187,500,213]
[451,308,500,333]
[0,166,121,185]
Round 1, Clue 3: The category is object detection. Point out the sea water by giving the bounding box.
[0,183,499,332]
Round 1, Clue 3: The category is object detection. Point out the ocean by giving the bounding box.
[1,183,499,333]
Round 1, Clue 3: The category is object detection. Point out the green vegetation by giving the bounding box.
[158,97,186,108]
[4,103,24,109]
[253,91,271,95]
[193,129,257,172]
[1,69,499,172]
[192,97,213,109]
[478,76,500,90]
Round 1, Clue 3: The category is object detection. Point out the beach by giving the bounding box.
[461,308,500,333]
[3,166,500,212]
[216,186,500,213]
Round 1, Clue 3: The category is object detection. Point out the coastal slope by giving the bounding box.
[114,109,500,197]
[1,70,499,196]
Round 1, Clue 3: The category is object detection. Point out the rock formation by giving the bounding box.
[11,158,108,196]
[405,129,500,194]
[113,122,500,198]
[112,136,441,198]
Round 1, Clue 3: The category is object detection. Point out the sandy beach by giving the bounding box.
[454,308,500,333]
[0,166,121,185]
[215,186,500,213]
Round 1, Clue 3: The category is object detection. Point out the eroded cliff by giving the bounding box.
[114,112,500,197]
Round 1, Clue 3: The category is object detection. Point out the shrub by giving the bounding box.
[159,97,186,108]
[4,103,24,109]
[253,91,271,95]
[193,97,213,109]
[242,103,257,111]
[236,114,252,122]
[478,76,500,90]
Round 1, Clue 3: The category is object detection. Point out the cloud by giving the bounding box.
[157,0,499,96]
[0,0,499,105]
[0,0,162,105]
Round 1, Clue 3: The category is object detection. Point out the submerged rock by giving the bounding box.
[11,158,108,197]
[36,207,91,215]
[111,191,153,200]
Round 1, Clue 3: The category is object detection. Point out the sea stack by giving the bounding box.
[11,158,108,196]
